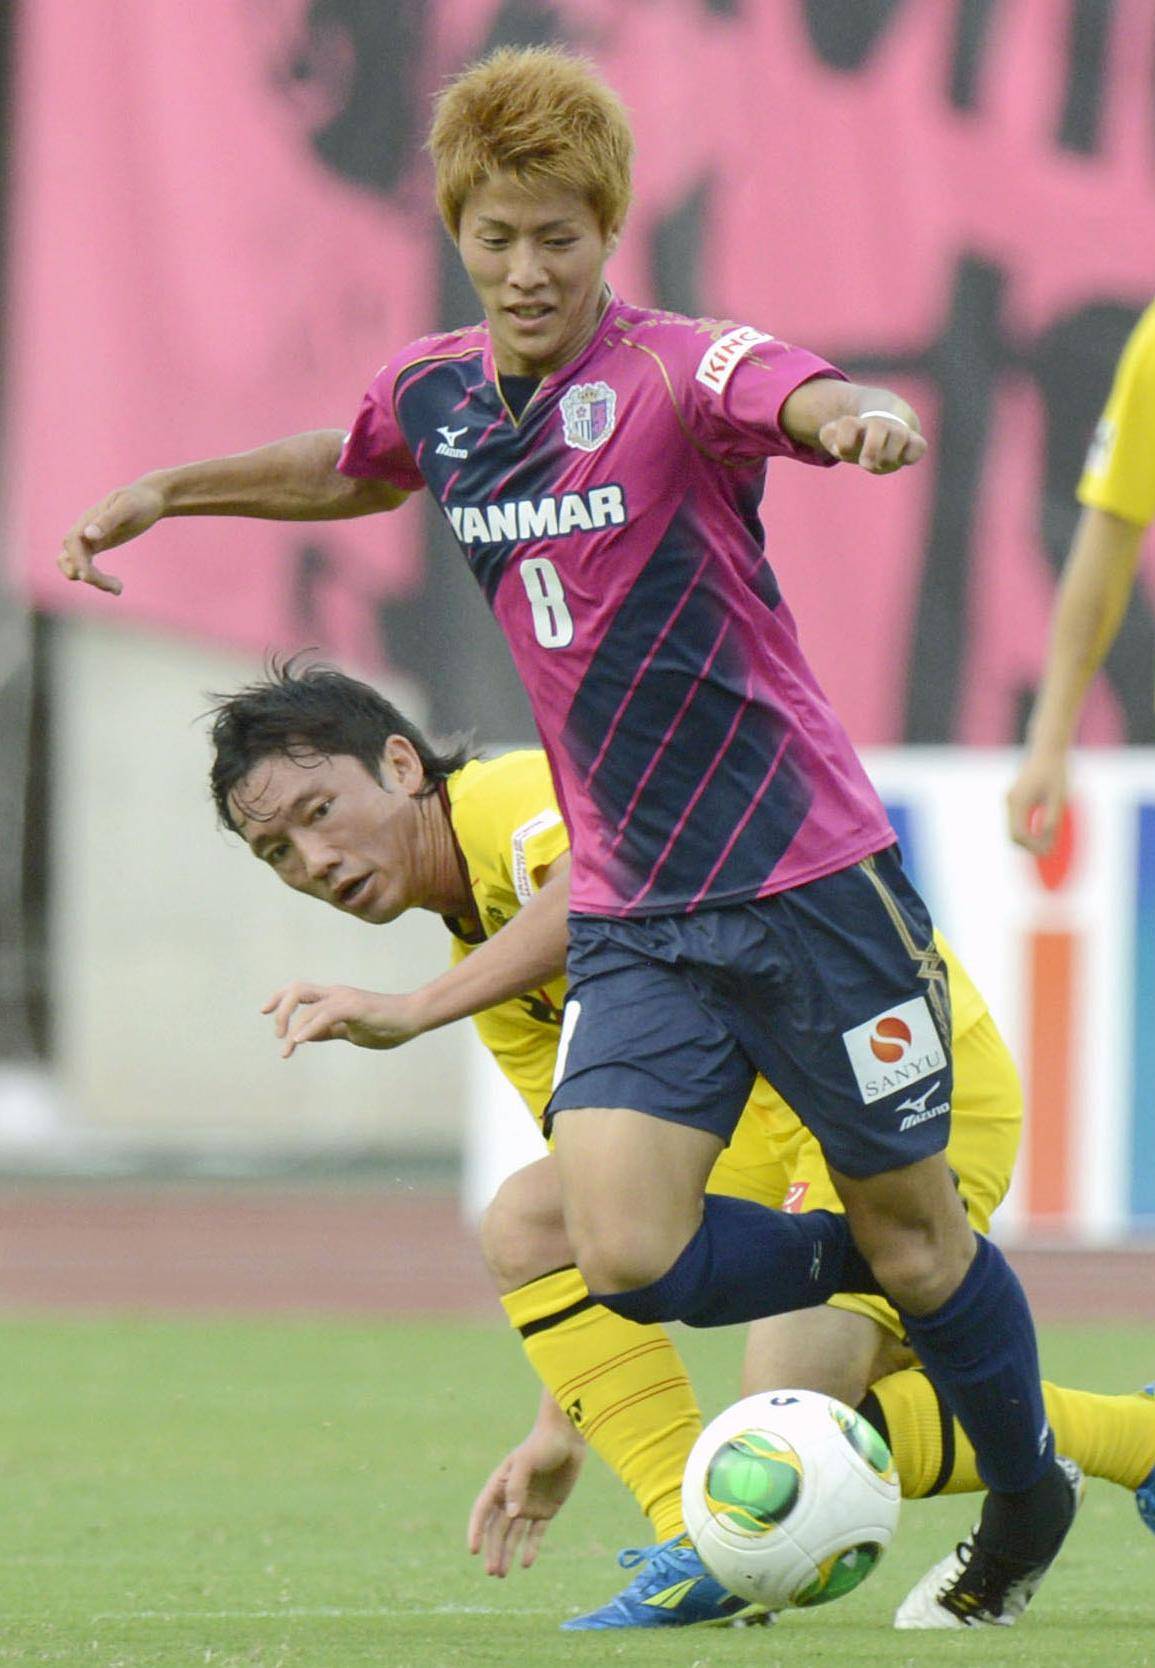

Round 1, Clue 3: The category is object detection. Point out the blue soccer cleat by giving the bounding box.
[1136,1383,1155,1536]
[560,1535,773,1630]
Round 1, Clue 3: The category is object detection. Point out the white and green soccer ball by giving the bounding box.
[682,1389,900,1610]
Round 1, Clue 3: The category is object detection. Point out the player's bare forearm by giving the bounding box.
[58,429,407,595]
[530,1382,587,1446]
[410,861,571,1033]
[149,431,406,521]
[1024,505,1144,756]
[1007,506,1145,852]
[781,378,926,473]
[264,859,572,1056]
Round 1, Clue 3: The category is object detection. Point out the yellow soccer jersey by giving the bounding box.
[939,934,984,1035]
[1078,298,1155,529]
[445,752,570,1126]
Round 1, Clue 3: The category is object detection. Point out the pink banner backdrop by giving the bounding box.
[7,0,1155,742]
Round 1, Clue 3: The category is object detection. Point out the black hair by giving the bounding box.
[206,655,475,831]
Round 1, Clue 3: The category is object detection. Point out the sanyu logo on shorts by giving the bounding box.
[841,996,947,1105]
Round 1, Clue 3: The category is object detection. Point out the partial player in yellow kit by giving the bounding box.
[1009,297,1155,853]
[445,748,1154,1620]
[1081,300,1155,524]
[201,662,1153,1630]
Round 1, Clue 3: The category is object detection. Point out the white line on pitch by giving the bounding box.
[88,1605,558,1620]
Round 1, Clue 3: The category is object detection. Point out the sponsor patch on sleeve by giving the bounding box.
[841,996,947,1104]
[1083,415,1115,477]
[694,325,774,395]
[511,808,564,905]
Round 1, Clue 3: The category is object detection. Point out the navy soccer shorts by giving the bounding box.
[545,847,954,1180]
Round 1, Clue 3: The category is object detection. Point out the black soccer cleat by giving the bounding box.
[894,1455,1083,1629]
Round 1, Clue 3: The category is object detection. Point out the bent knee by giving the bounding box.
[841,1163,976,1314]
[571,1228,685,1300]
[480,1164,571,1292]
[867,1228,974,1315]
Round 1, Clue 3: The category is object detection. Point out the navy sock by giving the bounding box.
[899,1234,1054,1495]
[591,1193,880,1328]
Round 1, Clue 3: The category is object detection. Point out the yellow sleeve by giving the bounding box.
[445,753,570,1133]
[509,802,569,900]
[935,933,986,1037]
[449,752,569,910]
[1077,300,1155,528]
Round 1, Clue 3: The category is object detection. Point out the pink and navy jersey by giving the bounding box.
[339,295,894,918]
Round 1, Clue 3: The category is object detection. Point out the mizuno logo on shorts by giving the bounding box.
[897,1084,950,1132]
[895,1081,950,1132]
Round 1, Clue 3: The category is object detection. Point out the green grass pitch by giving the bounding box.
[0,1316,1150,1667]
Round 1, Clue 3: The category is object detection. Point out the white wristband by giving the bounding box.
[858,409,911,430]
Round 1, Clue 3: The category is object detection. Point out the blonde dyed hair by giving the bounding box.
[428,46,634,238]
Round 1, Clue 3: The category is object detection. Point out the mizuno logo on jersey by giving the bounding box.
[446,485,626,546]
[436,424,470,459]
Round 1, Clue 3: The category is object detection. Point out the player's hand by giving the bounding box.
[467,1427,585,1578]
[818,411,926,473]
[57,480,168,596]
[261,982,425,1057]
[1006,750,1068,855]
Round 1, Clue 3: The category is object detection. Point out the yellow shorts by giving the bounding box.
[705,1012,1022,1340]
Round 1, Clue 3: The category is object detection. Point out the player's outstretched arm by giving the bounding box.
[1007,505,1145,854]
[467,1389,586,1578]
[396,859,570,1033]
[264,859,571,1057]
[57,429,409,596]
[780,379,927,474]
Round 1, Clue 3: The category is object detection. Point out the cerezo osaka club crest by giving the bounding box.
[561,381,617,451]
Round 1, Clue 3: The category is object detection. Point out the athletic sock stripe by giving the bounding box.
[581,1378,693,1440]
[517,1293,597,1339]
[554,1339,680,1400]
[525,1263,582,1288]
[922,1370,957,1497]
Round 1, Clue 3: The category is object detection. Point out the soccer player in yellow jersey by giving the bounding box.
[208,660,1155,1630]
[1009,297,1155,853]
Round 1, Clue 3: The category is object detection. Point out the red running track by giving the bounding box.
[0,1186,1153,1321]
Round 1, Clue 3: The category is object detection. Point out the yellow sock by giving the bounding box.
[866,1370,1155,1497]
[1041,1382,1155,1490]
[502,1265,698,1541]
[862,1370,963,1497]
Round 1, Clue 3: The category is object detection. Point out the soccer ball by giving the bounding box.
[682,1389,900,1610]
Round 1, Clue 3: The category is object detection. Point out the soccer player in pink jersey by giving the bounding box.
[59,46,1080,1631]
